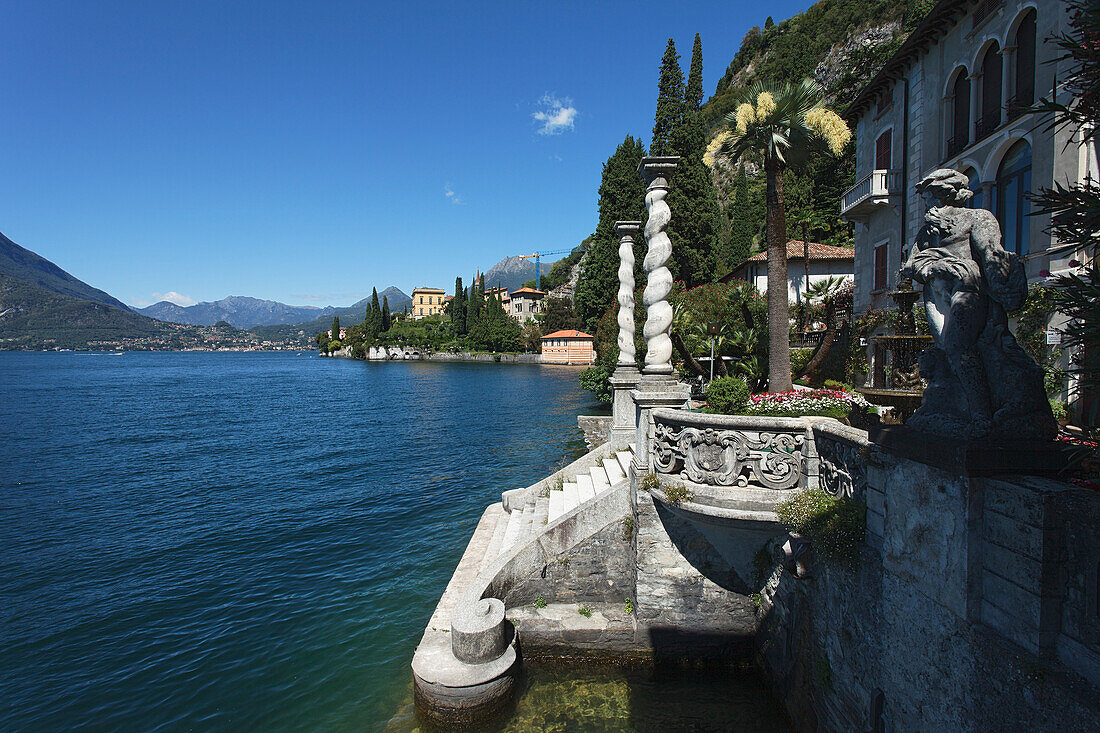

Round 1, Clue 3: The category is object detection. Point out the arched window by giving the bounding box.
[996,140,1032,256]
[978,43,1002,138]
[963,167,987,211]
[948,68,971,156]
[1010,10,1037,118]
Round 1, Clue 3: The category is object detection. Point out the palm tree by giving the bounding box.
[711,80,849,392]
[798,276,851,380]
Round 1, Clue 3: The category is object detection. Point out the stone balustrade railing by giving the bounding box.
[650,409,824,491]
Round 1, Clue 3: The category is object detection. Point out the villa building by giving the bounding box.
[485,286,511,309]
[508,287,546,323]
[723,240,854,306]
[540,330,595,365]
[841,0,1092,314]
[410,287,446,320]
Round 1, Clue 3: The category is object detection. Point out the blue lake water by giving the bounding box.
[1,351,789,731]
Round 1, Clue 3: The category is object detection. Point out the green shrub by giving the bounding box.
[663,482,694,506]
[624,598,634,615]
[578,365,613,404]
[1050,399,1069,423]
[578,605,592,618]
[706,376,751,414]
[639,473,660,490]
[776,489,865,567]
[535,595,546,609]
[790,347,814,376]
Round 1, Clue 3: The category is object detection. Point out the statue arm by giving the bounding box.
[970,211,1027,311]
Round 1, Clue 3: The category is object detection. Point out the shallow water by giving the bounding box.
[1,351,788,730]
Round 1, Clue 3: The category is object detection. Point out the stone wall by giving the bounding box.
[577,415,611,450]
[758,439,1100,731]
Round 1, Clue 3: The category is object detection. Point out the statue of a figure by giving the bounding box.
[898,168,1056,441]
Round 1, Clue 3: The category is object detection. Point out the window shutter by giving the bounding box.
[875,130,892,170]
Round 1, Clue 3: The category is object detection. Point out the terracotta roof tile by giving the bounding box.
[541,330,593,340]
[743,241,855,262]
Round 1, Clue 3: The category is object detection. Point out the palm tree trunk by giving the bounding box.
[800,300,837,377]
[671,332,707,377]
[765,157,792,392]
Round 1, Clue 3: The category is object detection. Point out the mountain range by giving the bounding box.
[136,287,412,329]
[480,256,554,293]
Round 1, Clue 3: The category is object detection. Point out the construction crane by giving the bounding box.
[518,248,583,291]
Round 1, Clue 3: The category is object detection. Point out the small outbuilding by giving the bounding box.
[540,329,595,365]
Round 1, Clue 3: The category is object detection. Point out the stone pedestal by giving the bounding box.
[609,367,640,449]
[631,385,690,475]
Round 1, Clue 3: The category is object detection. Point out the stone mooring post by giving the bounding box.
[632,157,690,475]
[608,221,641,449]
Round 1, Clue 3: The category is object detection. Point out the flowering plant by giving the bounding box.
[741,388,870,419]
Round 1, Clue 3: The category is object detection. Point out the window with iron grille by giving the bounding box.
[973,0,1000,28]
[1008,10,1036,119]
[876,129,893,169]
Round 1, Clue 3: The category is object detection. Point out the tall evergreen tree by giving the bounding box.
[364,287,382,338]
[667,109,721,285]
[651,39,684,157]
[728,164,756,270]
[685,34,704,112]
[331,316,340,340]
[467,276,485,332]
[381,296,391,332]
[573,136,647,335]
[451,277,467,334]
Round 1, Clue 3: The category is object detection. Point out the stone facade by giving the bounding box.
[842,1,1090,314]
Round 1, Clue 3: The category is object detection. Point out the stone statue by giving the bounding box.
[898,168,1056,442]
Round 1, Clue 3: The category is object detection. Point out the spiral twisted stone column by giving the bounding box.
[638,157,679,378]
[614,221,641,368]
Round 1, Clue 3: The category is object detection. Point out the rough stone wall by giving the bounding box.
[757,449,1100,731]
[634,490,758,660]
[504,520,635,608]
[577,415,611,450]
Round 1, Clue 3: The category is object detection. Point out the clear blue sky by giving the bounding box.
[1,0,808,308]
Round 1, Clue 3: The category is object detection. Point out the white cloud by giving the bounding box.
[152,291,198,307]
[444,184,464,205]
[533,94,577,135]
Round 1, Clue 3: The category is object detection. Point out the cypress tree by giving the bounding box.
[685,34,704,112]
[667,110,721,285]
[381,296,391,332]
[451,277,467,334]
[728,164,756,270]
[573,135,647,334]
[651,39,684,157]
[332,316,340,340]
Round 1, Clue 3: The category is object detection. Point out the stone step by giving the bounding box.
[576,473,596,504]
[590,466,610,494]
[534,495,549,529]
[602,456,626,485]
[501,506,525,553]
[616,451,633,478]
[548,488,564,522]
[482,504,509,569]
[518,501,536,544]
[562,481,580,515]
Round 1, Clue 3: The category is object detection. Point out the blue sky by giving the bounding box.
[1,0,808,308]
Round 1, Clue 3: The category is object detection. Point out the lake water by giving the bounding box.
[1,352,788,731]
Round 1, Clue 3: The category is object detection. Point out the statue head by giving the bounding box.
[916,168,973,206]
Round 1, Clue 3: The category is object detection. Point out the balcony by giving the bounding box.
[975,110,1001,140]
[840,169,900,220]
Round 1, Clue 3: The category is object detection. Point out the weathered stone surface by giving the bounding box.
[898,168,1056,442]
[577,415,612,450]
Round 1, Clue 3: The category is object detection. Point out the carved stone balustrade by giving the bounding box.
[650,409,820,491]
[812,421,874,500]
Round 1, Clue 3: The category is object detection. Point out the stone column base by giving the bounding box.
[631,385,691,476]
[609,367,640,449]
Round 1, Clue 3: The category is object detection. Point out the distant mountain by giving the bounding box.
[248,286,411,343]
[0,231,131,311]
[139,288,412,329]
[481,256,555,293]
[138,296,336,329]
[379,286,412,313]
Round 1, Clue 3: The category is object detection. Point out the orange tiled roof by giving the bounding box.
[541,330,593,340]
[743,241,855,262]
[511,287,547,296]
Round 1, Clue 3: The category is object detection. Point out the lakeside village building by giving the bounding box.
[840,0,1095,411]
[539,329,596,365]
[410,287,447,320]
[724,240,855,306]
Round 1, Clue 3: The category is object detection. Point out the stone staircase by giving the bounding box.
[481,447,634,571]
